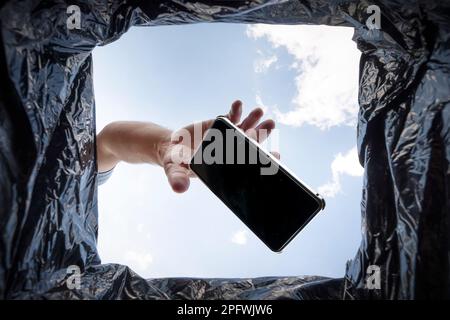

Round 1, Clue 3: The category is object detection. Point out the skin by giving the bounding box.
[96,100,278,193]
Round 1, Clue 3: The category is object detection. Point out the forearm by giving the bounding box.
[96,121,172,172]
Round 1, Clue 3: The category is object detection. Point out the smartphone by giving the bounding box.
[189,116,325,252]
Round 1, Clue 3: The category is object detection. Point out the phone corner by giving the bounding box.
[270,244,286,253]
[315,193,326,210]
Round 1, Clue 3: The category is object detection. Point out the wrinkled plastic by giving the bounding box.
[0,0,449,300]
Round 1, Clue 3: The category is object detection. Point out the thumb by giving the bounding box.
[164,162,191,193]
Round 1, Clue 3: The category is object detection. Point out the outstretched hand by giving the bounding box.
[159,100,278,193]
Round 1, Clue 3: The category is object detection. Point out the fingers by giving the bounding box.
[239,107,263,131]
[193,100,242,144]
[255,119,275,132]
[164,162,191,193]
[254,119,275,142]
[227,100,242,124]
[245,119,275,142]
[270,151,280,160]
[246,128,258,141]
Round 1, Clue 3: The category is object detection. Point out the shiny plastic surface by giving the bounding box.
[0,1,449,299]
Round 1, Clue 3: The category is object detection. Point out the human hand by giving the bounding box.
[159,100,278,193]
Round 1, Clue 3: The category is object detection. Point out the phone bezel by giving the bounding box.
[189,116,325,252]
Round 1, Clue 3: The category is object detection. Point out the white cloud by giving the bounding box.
[124,250,153,272]
[254,54,278,73]
[247,25,360,130]
[231,230,248,245]
[318,146,363,197]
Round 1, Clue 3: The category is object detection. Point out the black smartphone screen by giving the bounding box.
[189,117,324,252]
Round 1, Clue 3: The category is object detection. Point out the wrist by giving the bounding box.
[97,124,121,172]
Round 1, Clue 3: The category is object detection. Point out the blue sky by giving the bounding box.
[93,23,363,279]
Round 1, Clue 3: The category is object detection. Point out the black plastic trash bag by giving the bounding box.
[0,0,449,300]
